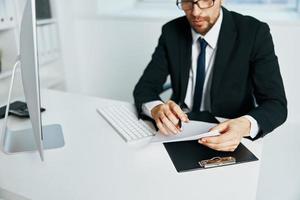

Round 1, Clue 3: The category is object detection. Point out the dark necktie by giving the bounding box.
[192,38,208,112]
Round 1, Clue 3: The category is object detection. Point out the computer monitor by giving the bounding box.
[1,0,65,161]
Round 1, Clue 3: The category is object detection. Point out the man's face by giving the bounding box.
[184,0,222,35]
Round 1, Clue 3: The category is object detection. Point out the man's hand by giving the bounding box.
[199,116,251,152]
[151,100,189,135]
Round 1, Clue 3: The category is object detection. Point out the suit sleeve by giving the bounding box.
[248,23,288,138]
[133,26,170,115]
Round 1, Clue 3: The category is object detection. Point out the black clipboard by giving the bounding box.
[164,140,258,172]
[163,111,258,173]
[164,140,258,173]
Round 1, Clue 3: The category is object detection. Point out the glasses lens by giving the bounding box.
[200,0,214,8]
[178,0,214,10]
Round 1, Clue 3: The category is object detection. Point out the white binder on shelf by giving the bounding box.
[48,23,55,61]
[5,0,15,22]
[0,0,7,28]
[0,0,15,30]
[51,23,60,59]
[37,26,46,65]
[42,24,51,63]
[37,21,61,66]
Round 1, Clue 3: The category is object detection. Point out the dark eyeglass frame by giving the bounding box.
[176,0,215,11]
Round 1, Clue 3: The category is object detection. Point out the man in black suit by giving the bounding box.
[133,0,287,152]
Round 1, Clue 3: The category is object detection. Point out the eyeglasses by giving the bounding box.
[176,0,215,11]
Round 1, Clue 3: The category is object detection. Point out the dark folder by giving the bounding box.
[164,140,258,173]
[150,110,259,172]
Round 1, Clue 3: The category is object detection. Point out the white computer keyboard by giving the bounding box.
[96,105,156,142]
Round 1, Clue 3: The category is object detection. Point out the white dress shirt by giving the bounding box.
[142,10,259,138]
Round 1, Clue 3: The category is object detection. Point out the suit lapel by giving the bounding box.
[179,18,192,104]
[210,7,237,107]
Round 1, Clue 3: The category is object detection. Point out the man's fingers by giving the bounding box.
[216,145,238,152]
[199,140,238,152]
[153,101,190,136]
[199,118,247,151]
[155,118,170,135]
[210,122,228,133]
[199,139,235,149]
[160,114,180,134]
[201,130,234,144]
[168,101,189,122]
[164,109,180,128]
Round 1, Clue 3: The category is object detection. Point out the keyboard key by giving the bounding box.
[97,105,155,142]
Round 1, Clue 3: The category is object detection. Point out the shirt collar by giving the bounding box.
[191,9,223,49]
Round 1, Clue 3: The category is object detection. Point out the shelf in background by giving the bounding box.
[0,23,15,31]
[0,18,16,31]
[37,18,57,26]
[0,68,16,80]
[0,0,17,31]
[0,55,62,81]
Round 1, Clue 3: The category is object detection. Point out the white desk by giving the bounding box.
[0,90,263,200]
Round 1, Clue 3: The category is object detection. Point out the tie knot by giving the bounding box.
[198,38,208,50]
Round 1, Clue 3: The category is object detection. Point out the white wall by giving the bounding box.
[256,23,300,200]
[270,24,300,123]
[73,18,165,101]
[55,1,300,199]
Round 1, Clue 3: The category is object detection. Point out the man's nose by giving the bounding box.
[191,3,203,16]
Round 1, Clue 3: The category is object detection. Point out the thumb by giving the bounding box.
[210,122,228,133]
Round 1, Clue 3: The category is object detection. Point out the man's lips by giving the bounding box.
[192,20,206,25]
[192,18,207,23]
[193,20,204,23]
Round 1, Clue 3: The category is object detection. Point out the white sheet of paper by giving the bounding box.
[151,120,220,143]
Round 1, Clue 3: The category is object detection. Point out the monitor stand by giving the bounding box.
[1,61,64,159]
[3,124,64,153]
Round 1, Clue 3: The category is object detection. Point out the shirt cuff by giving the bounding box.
[244,115,260,139]
[142,101,164,118]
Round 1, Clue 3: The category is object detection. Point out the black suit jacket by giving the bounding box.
[133,7,287,139]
